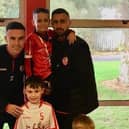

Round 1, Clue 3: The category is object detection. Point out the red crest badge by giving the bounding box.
[62,56,68,66]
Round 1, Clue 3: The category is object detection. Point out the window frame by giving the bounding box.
[0,0,25,26]
[46,0,129,28]
[46,0,129,106]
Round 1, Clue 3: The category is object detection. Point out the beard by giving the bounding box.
[55,28,65,36]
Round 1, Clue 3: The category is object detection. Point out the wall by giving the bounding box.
[25,0,46,34]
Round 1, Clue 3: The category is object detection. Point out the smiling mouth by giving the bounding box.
[13,47,21,50]
[31,98,37,100]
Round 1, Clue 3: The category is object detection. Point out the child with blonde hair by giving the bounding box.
[72,114,95,129]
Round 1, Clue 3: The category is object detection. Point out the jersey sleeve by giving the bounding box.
[49,107,59,129]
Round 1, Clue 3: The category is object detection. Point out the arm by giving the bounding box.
[66,29,76,44]
[73,39,97,86]
[72,38,98,101]
[68,38,98,113]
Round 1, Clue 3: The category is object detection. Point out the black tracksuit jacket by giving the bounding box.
[0,45,24,114]
[51,36,99,114]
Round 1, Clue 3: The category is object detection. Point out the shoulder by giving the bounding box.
[43,101,53,107]
[42,101,54,110]
[0,44,7,54]
[74,36,89,49]
[76,36,88,44]
[26,32,38,40]
[25,33,40,46]
[0,44,6,49]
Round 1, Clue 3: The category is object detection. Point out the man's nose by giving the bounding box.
[15,39,20,44]
[56,21,62,27]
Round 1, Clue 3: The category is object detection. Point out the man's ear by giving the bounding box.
[69,20,72,27]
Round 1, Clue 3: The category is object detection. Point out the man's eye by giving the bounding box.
[60,20,65,23]
[11,37,15,40]
[44,19,49,22]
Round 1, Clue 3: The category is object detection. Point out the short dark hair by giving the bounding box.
[6,21,25,32]
[52,8,69,18]
[25,76,46,89]
[33,7,49,15]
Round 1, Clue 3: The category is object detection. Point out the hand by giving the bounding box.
[5,104,23,118]
[67,31,76,45]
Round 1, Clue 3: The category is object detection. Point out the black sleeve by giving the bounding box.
[69,38,97,90]
[0,93,8,113]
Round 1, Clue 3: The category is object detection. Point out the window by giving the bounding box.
[0,0,19,18]
[0,27,5,44]
[50,0,129,20]
[71,28,129,101]
[0,0,25,44]
[47,0,129,28]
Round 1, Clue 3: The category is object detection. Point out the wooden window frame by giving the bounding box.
[0,0,25,26]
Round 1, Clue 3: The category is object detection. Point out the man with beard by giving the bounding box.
[50,8,99,129]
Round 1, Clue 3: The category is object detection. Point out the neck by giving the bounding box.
[6,46,18,59]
